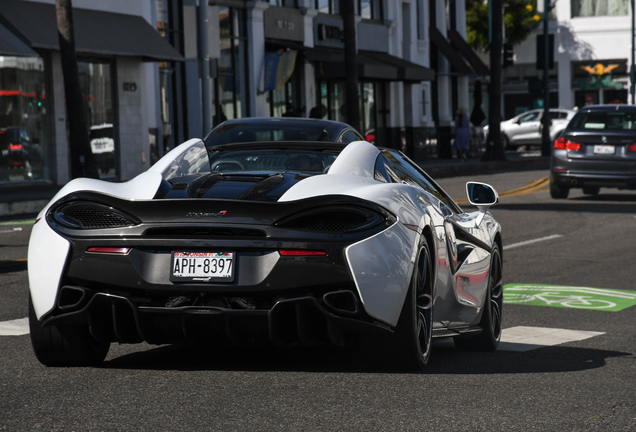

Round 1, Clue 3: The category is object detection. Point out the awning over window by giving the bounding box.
[0,22,38,57]
[447,29,489,76]
[429,27,473,75]
[307,47,434,82]
[0,0,183,62]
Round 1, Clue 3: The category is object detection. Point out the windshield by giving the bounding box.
[208,149,339,174]
[569,110,636,130]
[206,123,328,146]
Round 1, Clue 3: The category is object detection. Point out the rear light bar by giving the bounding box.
[554,137,581,151]
[8,144,22,150]
[86,247,131,255]
[628,144,636,152]
[279,249,327,256]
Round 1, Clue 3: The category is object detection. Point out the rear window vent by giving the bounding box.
[51,203,139,229]
[278,207,384,233]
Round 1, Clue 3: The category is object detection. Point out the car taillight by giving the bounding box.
[86,247,131,255]
[279,250,327,256]
[628,144,636,152]
[554,136,580,151]
[8,143,22,150]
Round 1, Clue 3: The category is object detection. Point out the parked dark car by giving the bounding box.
[550,105,636,198]
[0,126,42,180]
[204,117,364,147]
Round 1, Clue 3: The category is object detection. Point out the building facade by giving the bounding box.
[501,0,634,119]
[0,0,486,189]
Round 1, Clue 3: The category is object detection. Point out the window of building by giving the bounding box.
[269,0,297,6]
[571,0,630,17]
[216,7,249,122]
[316,0,340,14]
[78,60,115,179]
[359,0,383,20]
[0,56,48,183]
[317,80,376,135]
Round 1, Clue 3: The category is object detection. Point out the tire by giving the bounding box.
[29,296,110,367]
[550,182,569,199]
[454,244,503,351]
[502,135,511,150]
[378,241,434,371]
[582,187,600,196]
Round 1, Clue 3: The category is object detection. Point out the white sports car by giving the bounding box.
[28,138,502,370]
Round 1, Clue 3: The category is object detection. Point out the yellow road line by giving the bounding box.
[456,177,549,204]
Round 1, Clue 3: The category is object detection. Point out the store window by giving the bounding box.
[78,61,115,179]
[216,7,249,123]
[269,0,297,6]
[0,56,48,182]
[571,0,629,17]
[317,80,376,134]
[316,0,340,14]
[359,0,382,20]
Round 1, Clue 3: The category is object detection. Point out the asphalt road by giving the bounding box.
[1,169,635,431]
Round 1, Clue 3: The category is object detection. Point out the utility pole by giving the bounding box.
[540,0,551,156]
[341,0,361,133]
[484,0,505,161]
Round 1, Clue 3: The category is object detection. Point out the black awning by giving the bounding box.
[360,51,435,82]
[307,47,434,82]
[0,0,183,62]
[0,22,37,57]
[447,29,489,76]
[429,27,473,75]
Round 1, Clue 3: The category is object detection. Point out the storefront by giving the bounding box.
[0,0,182,185]
[572,60,629,107]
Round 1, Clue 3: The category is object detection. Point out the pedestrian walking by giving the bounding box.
[453,107,470,161]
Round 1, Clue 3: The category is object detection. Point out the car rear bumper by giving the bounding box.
[551,152,636,189]
[43,289,390,346]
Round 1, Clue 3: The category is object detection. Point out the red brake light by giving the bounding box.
[279,249,327,256]
[628,144,636,152]
[8,144,22,150]
[554,137,580,151]
[86,247,131,255]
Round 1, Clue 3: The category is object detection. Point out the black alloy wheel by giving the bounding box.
[387,241,434,370]
[454,244,503,351]
[29,296,110,367]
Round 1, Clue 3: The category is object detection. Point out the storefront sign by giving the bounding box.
[123,82,138,92]
[577,76,622,90]
[264,7,304,42]
[314,17,345,48]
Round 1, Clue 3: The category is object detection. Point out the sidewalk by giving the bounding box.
[0,152,550,218]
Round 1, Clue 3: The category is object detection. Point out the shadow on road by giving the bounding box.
[99,341,631,375]
[496,196,636,214]
[0,260,27,274]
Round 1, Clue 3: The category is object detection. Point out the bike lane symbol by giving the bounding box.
[503,284,636,312]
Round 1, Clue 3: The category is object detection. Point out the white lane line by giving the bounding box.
[503,234,563,251]
[0,227,22,234]
[0,317,29,336]
[498,326,604,352]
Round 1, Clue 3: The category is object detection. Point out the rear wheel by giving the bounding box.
[29,296,109,366]
[582,187,600,196]
[379,241,433,371]
[454,244,503,351]
[550,182,569,199]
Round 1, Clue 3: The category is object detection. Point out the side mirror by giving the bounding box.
[466,182,498,207]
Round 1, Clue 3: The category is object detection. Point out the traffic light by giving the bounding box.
[503,43,514,68]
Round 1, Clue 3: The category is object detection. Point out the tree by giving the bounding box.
[56,0,99,179]
[466,0,541,51]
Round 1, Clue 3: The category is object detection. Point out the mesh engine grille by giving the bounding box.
[62,207,137,229]
[283,211,371,232]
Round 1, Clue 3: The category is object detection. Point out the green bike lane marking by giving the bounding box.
[503,284,636,312]
[0,220,35,226]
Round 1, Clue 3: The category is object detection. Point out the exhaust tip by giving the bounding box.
[323,290,358,315]
[58,286,87,310]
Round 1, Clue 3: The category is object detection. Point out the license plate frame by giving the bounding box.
[170,251,235,283]
[593,145,615,155]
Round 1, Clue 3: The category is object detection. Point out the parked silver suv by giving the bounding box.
[484,109,576,149]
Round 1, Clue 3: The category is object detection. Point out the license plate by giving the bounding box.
[593,145,615,154]
[170,251,235,282]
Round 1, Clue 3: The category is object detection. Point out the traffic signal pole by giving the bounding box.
[541,0,551,156]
